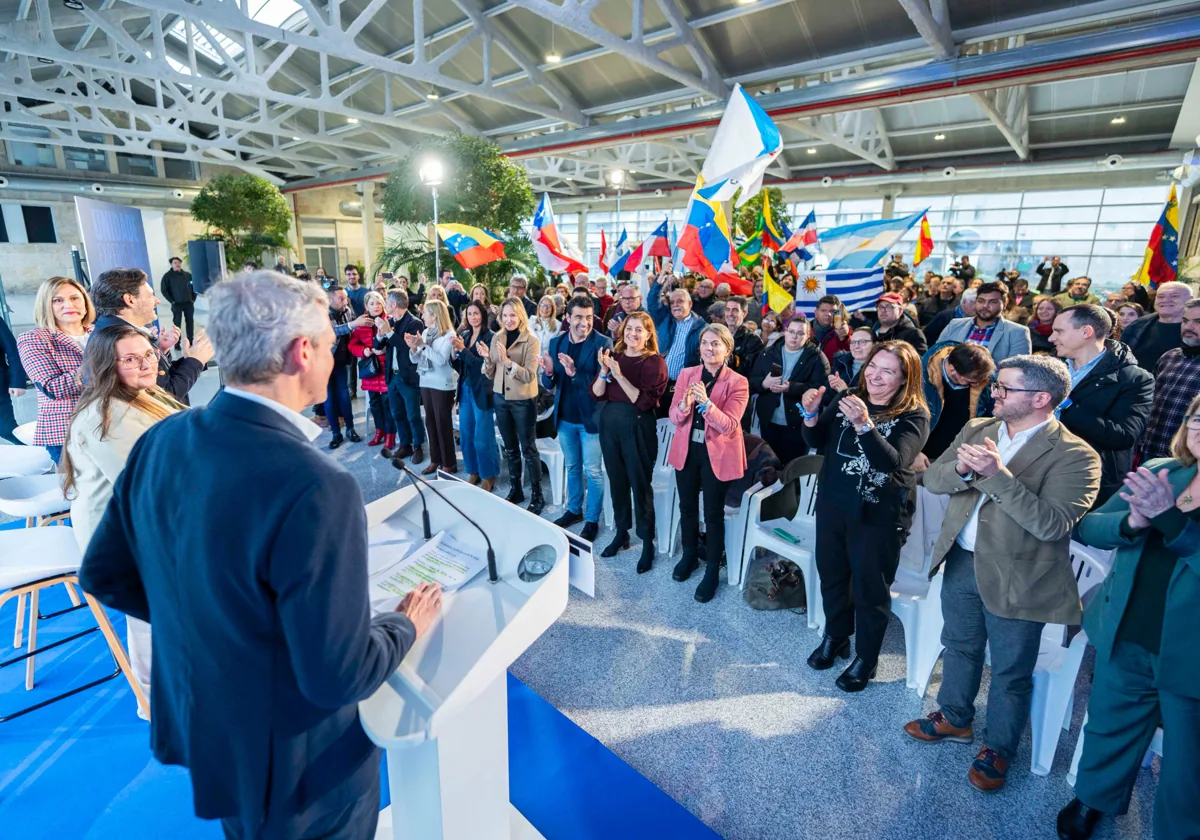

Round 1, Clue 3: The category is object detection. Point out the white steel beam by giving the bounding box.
[791,109,896,170]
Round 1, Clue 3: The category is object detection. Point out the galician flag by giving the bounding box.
[698,84,783,206]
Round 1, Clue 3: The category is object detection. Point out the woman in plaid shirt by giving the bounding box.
[16,276,96,463]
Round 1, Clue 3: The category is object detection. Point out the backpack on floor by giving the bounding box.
[743,558,807,611]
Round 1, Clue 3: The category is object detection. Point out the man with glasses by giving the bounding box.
[648,273,704,413]
[906,355,1100,794]
[508,274,537,317]
[1051,304,1154,507]
[1138,298,1200,461]
[914,342,995,473]
[606,282,644,339]
[937,281,1031,364]
[873,292,927,356]
[749,314,828,464]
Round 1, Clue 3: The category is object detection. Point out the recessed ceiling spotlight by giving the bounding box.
[545,52,562,64]
[806,147,817,155]
[736,0,756,5]
[426,92,439,100]
[63,0,85,9]
[934,132,946,140]
[346,117,359,124]
[37,57,55,64]
[291,136,300,141]
[1111,115,1126,125]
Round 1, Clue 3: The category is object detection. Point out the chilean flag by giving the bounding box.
[781,209,818,262]
[609,221,672,277]
[531,194,588,274]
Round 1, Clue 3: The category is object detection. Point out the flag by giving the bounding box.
[913,214,934,266]
[762,196,788,251]
[531,194,588,274]
[598,228,608,275]
[436,224,506,269]
[678,177,738,281]
[762,257,791,315]
[822,209,927,270]
[609,222,667,276]
[699,84,783,206]
[1132,185,1180,288]
[605,228,630,277]
[781,210,818,261]
[793,266,887,318]
[736,234,763,269]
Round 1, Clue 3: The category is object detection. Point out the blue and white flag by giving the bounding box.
[822,209,927,270]
[782,209,819,262]
[699,84,783,207]
[794,266,886,318]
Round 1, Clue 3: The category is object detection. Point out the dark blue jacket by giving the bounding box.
[79,393,416,835]
[539,329,613,434]
[376,310,423,388]
[90,314,203,403]
[0,316,26,390]
[454,326,495,410]
[646,280,702,373]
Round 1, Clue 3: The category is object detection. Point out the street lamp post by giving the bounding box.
[419,157,445,281]
[610,168,625,220]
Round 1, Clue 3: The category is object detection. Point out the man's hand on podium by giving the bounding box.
[397,582,443,639]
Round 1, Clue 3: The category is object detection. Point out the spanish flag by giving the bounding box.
[436,224,507,269]
[913,214,933,267]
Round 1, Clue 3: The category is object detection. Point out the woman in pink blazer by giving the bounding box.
[668,323,750,603]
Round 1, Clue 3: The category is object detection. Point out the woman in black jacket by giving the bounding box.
[800,340,930,693]
[828,327,876,395]
[452,300,498,491]
[748,314,830,466]
[0,315,27,444]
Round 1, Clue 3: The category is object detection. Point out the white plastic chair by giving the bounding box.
[1028,541,1113,776]
[651,419,677,551]
[535,437,565,507]
[13,423,36,446]
[1067,712,1163,787]
[0,446,52,479]
[601,471,614,528]
[0,474,70,527]
[889,487,950,698]
[736,472,823,632]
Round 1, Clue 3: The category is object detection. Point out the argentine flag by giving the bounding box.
[822,210,927,270]
[794,266,886,318]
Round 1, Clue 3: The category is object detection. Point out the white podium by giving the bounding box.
[359,479,570,840]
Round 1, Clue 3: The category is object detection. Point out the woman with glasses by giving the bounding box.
[1059,397,1200,840]
[829,328,876,393]
[16,276,97,463]
[749,313,830,466]
[800,340,930,692]
[61,324,186,715]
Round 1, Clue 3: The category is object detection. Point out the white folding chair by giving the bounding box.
[651,419,678,552]
[535,437,565,507]
[0,446,52,479]
[736,468,823,632]
[1028,542,1113,776]
[890,486,950,698]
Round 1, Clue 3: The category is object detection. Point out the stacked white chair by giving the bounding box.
[0,474,71,528]
[0,526,148,722]
[534,438,566,507]
[1028,541,1114,776]
[13,423,36,446]
[890,486,951,698]
[651,419,678,552]
[0,445,52,479]
[735,463,823,632]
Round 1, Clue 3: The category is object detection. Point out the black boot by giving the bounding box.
[527,483,546,516]
[601,530,629,558]
[807,636,851,671]
[636,539,655,574]
[579,521,599,543]
[835,656,877,692]
[505,460,524,505]
[672,552,699,582]
[553,510,583,529]
[694,562,721,602]
[1057,799,1104,840]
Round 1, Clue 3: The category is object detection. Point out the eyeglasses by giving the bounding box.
[990,382,1042,398]
[1184,414,1200,430]
[118,351,158,369]
[849,339,873,347]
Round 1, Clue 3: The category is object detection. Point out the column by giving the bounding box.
[361,180,376,279]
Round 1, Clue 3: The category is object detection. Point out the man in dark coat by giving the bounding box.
[0,315,26,444]
[80,271,442,840]
[873,292,928,356]
[159,256,197,346]
[375,289,427,465]
[1050,304,1155,507]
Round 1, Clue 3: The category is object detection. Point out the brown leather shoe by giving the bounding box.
[968,746,1008,793]
[466,474,481,486]
[903,711,975,744]
[480,478,496,492]
[421,462,439,476]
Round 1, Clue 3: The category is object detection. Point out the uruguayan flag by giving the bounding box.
[822,210,927,270]
[794,266,886,317]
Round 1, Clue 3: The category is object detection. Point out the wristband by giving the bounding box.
[600,372,612,382]
[801,408,818,421]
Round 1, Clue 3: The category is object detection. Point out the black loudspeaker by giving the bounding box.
[187,239,227,294]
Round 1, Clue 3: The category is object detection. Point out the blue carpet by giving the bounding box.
[0,580,708,838]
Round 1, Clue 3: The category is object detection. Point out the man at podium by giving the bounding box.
[80,271,442,840]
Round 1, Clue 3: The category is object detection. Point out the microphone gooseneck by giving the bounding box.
[391,457,433,539]
[391,460,499,584]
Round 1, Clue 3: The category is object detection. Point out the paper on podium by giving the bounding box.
[369,530,488,612]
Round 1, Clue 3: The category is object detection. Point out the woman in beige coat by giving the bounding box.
[479,297,543,514]
[62,323,185,717]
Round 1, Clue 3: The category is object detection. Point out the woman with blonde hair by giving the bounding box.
[481,297,543,513]
[16,275,96,463]
[61,323,186,714]
[531,295,560,353]
[405,298,459,474]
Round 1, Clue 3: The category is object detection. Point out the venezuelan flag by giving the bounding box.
[678,177,737,281]
[762,196,789,251]
[1132,185,1179,288]
[437,224,507,270]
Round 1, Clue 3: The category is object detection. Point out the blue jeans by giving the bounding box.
[458,397,499,480]
[324,363,355,435]
[558,420,604,522]
[387,377,424,449]
[46,444,63,464]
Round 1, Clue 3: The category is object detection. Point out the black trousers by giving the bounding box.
[421,387,457,469]
[599,401,657,541]
[171,301,195,344]
[814,496,903,667]
[0,391,17,445]
[675,439,732,570]
[221,765,379,840]
[495,394,539,489]
[762,421,809,469]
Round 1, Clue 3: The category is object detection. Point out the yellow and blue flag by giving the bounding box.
[436,224,507,270]
[1131,185,1179,288]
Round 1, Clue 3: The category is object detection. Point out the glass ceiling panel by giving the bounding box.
[166,1,305,65]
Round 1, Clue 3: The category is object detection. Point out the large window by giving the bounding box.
[117,152,158,177]
[6,125,56,168]
[582,207,687,267]
[64,132,110,173]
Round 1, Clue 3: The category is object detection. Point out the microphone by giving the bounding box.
[390,459,499,584]
[394,464,433,540]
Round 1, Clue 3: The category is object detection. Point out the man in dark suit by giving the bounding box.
[89,267,213,403]
[80,270,442,840]
[375,289,427,465]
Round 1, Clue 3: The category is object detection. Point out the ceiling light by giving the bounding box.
[736,0,756,5]
[426,92,439,100]
[63,0,85,9]
[806,147,817,155]
[1111,115,1126,125]
[291,136,300,141]
[609,169,626,187]
[346,117,358,124]
[933,132,946,140]
[545,52,562,64]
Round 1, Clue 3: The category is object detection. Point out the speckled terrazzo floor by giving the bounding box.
[3,373,1158,840]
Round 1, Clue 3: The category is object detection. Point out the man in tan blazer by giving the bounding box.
[903,354,1100,794]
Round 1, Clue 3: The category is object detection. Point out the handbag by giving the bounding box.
[742,558,808,612]
[358,353,382,378]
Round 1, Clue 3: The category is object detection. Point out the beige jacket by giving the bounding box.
[66,399,163,552]
[923,417,1100,625]
[483,329,540,401]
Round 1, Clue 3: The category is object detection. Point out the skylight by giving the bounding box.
[165,0,305,66]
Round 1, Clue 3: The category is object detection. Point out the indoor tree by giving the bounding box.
[736,187,792,239]
[189,173,293,270]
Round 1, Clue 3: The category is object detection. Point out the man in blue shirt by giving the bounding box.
[647,274,703,414]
